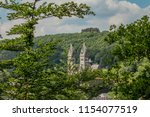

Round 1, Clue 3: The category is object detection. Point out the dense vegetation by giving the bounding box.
[0,31,115,71]
[105,16,150,99]
[35,31,114,67]
[0,0,100,100]
[0,0,150,100]
[0,31,111,99]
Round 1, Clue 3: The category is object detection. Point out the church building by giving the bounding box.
[67,43,100,74]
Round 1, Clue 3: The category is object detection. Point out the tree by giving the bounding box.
[0,0,94,69]
[0,0,94,48]
[105,16,150,99]
[105,16,150,62]
[0,0,94,99]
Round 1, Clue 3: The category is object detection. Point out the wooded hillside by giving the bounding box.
[1,31,115,68]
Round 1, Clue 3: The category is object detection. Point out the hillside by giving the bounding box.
[35,31,115,67]
[0,31,116,68]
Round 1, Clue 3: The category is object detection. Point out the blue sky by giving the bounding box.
[128,0,150,8]
[0,0,150,38]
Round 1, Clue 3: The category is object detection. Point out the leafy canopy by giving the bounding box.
[105,16,150,99]
[0,0,94,48]
[0,0,96,100]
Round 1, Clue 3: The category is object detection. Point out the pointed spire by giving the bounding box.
[80,43,86,55]
[67,44,75,75]
[79,43,87,71]
[68,43,73,57]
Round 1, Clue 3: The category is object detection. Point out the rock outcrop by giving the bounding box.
[81,28,100,33]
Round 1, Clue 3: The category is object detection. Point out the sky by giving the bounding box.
[0,0,150,39]
[128,0,150,8]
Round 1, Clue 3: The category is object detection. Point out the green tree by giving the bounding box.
[0,0,94,99]
[106,16,150,61]
[0,0,94,48]
[105,16,150,99]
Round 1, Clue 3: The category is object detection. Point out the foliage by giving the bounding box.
[0,41,56,99]
[1,31,113,68]
[35,31,113,67]
[0,0,94,48]
[106,58,150,100]
[0,0,95,100]
[105,15,150,61]
[105,15,150,99]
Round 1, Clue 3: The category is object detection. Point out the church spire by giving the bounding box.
[79,43,87,71]
[68,44,73,57]
[67,44,75,75]
[80,43,86,55]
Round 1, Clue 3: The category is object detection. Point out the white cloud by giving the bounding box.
[0,0,150,39]
[0,19,25,39]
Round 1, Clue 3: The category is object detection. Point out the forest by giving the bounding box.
[0,0,150,100]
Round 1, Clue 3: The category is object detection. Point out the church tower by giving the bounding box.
[79,43,87,71]
[67,44,74,74]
